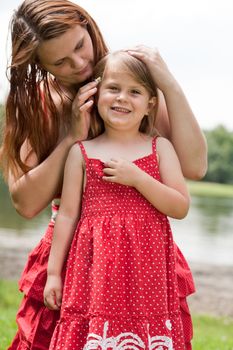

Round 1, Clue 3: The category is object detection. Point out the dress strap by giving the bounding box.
[152,136,158,154]
[76,141,89,168]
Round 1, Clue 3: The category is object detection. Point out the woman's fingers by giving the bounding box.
[74,78,101,108]
[74,86,97,109]
[78,99,94,112]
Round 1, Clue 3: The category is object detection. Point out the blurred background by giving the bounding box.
[0,1,233,348]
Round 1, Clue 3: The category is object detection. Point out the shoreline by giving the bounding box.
[0,246,233,318]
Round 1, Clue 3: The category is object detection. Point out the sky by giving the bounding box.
[1,0,233,130]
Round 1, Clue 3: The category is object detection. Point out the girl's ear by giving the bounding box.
[147,96,157,114]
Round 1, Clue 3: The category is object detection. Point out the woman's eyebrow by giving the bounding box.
[52,37,84,63]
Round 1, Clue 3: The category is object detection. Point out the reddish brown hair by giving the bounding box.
[0,0,108,178]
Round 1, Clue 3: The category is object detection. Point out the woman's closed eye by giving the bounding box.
[75,39,84,51]
[54,59,65,67]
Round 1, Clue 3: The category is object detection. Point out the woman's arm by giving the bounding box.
[156,84,208,180]
[43,144,84,310]
[125,46,208,180]
[103,137,190,219]
[8,135,76,218]
[8,81,98,218]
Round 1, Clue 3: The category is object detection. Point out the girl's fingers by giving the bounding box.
[102,175,116,182]
[44,295,59,310]
[103,167,115,175]
[55,290,62,308]
[104,159,118,168]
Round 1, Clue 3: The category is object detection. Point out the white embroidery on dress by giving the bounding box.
[83,321,173,350]
[165,320,172,331]
[148,324,173,350]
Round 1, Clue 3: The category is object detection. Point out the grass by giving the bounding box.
[192,315,233,350]
[0,281,233,349]
[187,180,233,198]
[0,280,22,350]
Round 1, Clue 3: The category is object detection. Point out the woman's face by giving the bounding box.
[37,25,94,87]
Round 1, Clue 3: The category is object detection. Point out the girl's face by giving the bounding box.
[37,25,94,87]
[97,61,154,132]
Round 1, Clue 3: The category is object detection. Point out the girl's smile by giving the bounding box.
[97,64,154,131]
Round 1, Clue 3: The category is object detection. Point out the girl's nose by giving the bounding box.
[116,91,127,101]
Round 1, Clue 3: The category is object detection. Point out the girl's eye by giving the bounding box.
[108,86,119,91]
[131,89,141,95]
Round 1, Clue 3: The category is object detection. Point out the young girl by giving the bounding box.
[44,51,190,350]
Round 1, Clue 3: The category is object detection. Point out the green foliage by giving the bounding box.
[204,125,233,184]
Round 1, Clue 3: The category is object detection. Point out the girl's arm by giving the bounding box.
[43,144,84,310]
[103,137,190,219]
[126,46,208,180]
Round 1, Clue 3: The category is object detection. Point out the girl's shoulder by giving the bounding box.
[156,136,179,161]
[81,135,102,149]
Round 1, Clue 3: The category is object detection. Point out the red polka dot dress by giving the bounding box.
[49,137,186,350]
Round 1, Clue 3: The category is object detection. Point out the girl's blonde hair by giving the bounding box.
[89,51,159,139]
[0,0,108,178]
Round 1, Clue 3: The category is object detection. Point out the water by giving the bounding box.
[1,181,233,266]
[171,196,233,266]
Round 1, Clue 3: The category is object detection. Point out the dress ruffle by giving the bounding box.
[8,295,59,350]
[18,225,53,302]
[50,312,185,350]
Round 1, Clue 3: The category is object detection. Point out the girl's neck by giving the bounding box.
[101,129,144,144]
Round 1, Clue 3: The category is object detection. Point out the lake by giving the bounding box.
[0,181,233,266]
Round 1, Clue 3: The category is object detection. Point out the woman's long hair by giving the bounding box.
[0,0,108,178]
[89,51,159,139]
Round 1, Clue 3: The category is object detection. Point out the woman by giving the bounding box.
[0,0,207,349]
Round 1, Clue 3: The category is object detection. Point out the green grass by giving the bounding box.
[1,280,233,349]
[0,280,22,350]
[187,180,233,198]
[192,315,233,349]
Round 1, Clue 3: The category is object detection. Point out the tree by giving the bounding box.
[204,125,233,184]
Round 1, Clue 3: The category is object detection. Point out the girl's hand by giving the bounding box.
[103,158,142,187]
[124,45,177,93]
[70,80,99,141]
[43,275,63,310]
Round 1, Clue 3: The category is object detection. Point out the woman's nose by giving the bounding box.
[70,54,84,69]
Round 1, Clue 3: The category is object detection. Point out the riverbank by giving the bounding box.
[0,244,233,318]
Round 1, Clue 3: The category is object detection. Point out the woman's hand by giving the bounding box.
[70,80,99,141]
[124,45,177,93]
[43,275,63,310]
[103,158,142,187]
